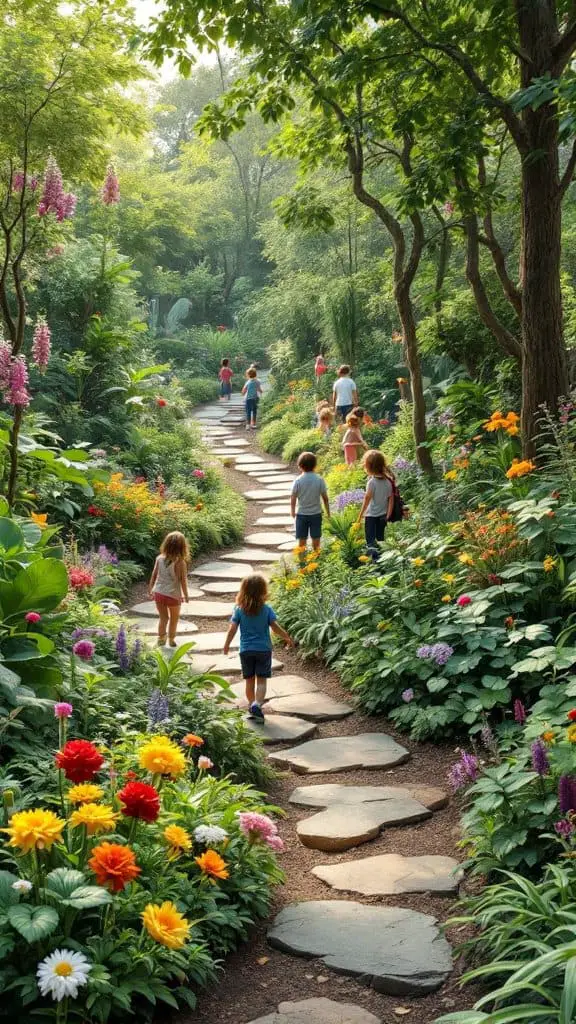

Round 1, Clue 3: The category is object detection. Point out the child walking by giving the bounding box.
[342,412,368,465]
[223,574,293,721]
[218,358,233,400]
[242,367,263,430]
[149,531,190,646]
[290,451,330,552]
[318,407,334,437]
[356,450,395,560]
[332,364,358,422]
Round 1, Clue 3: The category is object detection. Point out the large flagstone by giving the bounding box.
[127,617,198,635]
[229,675,319,701]
[245,531,294,547]
[246,714,317,744]
[220,548,280,563]
[266,691,353,722]
[312,853,461,896]
[176,599,235,618]
[129,595,204,617]
[245,999,381,1024]
[200,580,242,595]
[268,733,410,774]
[187,652,283,674]
[187,631,239,652]
[190,561,251,579]
[255,516,294,527]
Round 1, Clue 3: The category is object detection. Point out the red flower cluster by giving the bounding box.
[567,709,576,722]
[487,574,503,585]
[56,739,104,782]
[379,419,389,426]
[68,567,95,590]
[118,781,160,822]
[156,397,167,408]
[87,505,104,517]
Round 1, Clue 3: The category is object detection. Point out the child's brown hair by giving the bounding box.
[237,573,268,615]
[338,364,351,376]
[160,531,190,564]
[363,449,390,477]
[316,399,330,413]
[247,367,257,378]
[319,408,334,423]
[298,451,317,471]
[345,413,360,428]
[221,357,229,367]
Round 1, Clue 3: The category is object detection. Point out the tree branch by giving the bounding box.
[476,155,523,318]
[551,20,576,69]
[462,205,522,360]
[560,137,576,196]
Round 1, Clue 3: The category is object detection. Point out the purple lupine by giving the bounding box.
[101,164,120,205]
[531,739,549,776]
[448,750,479,792]
[559,775,576,814]
[70,626,110,640]
[7,357,30,407]
[335,489,366,511]
[513,699,526,725]
[554,818,574,837]
[148,688,169,725]
[129,638,142,669]
[401,688,414,703]
[97,544,118,565]
[393,456,416,472]
[115,624,129,671]
[32,318,51,373]
[330,585,353,619]
[417,645,433,659]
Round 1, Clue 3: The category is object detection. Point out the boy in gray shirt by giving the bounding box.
[290,451,330,552]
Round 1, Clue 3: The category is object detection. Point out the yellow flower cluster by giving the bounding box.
[142,901,190,949]
[69,803,119,836]
[483,410,520,435]
[506,458,536,480]
[1,809,65,854]
[138,735,186,777]
[543,556,557,573]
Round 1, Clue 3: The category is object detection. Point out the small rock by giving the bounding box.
[316,976,329,984]
[257,956,270,965]
[394,1010,412,1017]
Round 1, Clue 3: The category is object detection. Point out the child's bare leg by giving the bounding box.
[255,677,267,705]
[245,676,256,704]
[168,605,180,645]
[157,606,168,644]
[312,537,321,552]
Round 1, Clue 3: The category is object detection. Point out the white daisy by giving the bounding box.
[37,949,91,1001]
[12,879,33,893]
[194,824,228,845]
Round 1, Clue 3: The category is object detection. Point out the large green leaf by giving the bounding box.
[44,868,112,909]
[0,519,24,555]
[44,868,86,896]
[7,904,59,942]
[0,559,68,618]
[0,871,22,908]
[1,634,55,661]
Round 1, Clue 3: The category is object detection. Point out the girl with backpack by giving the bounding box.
[356,450,396,560]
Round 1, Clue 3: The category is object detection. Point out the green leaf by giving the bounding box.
[44,868,86,897]
[0,870,23,908]
[0,518,24,554]
[7,904,59,942]
[0,559,68,618]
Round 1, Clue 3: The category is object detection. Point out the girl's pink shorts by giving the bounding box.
[154,593,181,608]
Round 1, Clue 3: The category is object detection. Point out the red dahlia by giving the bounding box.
[118,781,160,822]
[68,568,95,589]
[56,739,104,782]
[568,710,576,722]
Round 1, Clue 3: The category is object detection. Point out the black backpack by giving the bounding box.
[388,477,405,523]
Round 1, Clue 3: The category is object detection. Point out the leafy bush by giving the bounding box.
[282,427,328,463]
[179,375,220,407]
[260,417,300,455]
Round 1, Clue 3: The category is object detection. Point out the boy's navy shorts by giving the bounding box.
[240,651,273,678]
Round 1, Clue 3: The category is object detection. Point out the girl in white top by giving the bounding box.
[149,531,190,647]
[356,450,395,561]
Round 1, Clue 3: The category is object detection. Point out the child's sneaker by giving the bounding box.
[249,702,265,721]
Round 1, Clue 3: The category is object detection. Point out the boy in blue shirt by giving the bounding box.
[242,367,263,430]
[223,574,293,720]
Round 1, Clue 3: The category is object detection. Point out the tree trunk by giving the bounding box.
[517,0,570,452]
[396,281,433,474]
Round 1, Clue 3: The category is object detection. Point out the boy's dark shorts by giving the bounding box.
[295,513,322,540]
[240,651,273,678]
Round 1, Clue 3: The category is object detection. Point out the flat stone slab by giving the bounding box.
[221,548,279,563]
[245,490,292,501]
[255,516,294,527]
[177,600,235,618]
[267,902,452,996]
[213,448,245,456]
[260,505,294,515]
[278,540,298,551]
[246,998,382,1024]
[290,783,448,813]
[245,532,294,547]
[200,580,242,595]
[223,438,250,447]
[191,561,251,579]
[246,714,317,744]
[127,617,199,635]
[187,631,239,652]
[266,691,353,722]
[268,734,410,775]
[246,465,287,475]
[296,799,431,852]
[234,455,266,464]
[230,675,319,701]
[129,596,204,617]
[188,653,283,674]
[313,854,461,897]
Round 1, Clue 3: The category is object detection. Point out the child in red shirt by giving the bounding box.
[219,358,233,400]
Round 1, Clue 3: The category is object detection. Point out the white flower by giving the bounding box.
[37,949,91,1001]
[12,879,33,893]
[194,824,228,845]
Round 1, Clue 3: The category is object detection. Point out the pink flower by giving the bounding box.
[25,612,41,623]
[197,756,213,771]
[12,172,25,192]
[192,469,205,479]
[0,341,12,396]
[443,201,454,215]
[38,155,64,216]
[7,357,30,407]
[73,640,95,661]
[457,595,472,607]
[266,834,285,852]
[238,811,278,843]
[32,318,51,373]
[101,163,120,205]
[54,702,73,719]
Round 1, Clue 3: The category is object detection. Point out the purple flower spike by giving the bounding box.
[448,750,479,792]
[531,739,549,776]
[559,775,576,814]
[513,699,526,725]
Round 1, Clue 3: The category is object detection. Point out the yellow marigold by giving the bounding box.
[567,725,576,744]
[411,557,425,567]
[304,562,319,573]
[350,522,362,533]
[293,546,306,556]
[506,459,536,480]
[305,551,318,562]
[1,808,65,854]
[442,573,456,584]
[444,470,458,481]
[441,594,452,603]
[285,578,302,590]
[543,556,557,573]
[142,901,190,949]
[483,410,508,432]
[506,424,519,436]
[358,555,371,563]
[138,736,186,777]
[67,784,105,806]
[458,553,474,565]
[542,730,556,744]
[164,825,192,860]
[30,512,48,529]
[69,803,119,836]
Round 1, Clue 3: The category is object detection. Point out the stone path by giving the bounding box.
[125,381,460,1023]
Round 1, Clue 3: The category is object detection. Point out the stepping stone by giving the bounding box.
[246,714,317,744]
[245,532,294,547]
[265,483,296,492]
[313,854,461,896]
[290,783,449,813]
[188,652,283,674]
[221,548,279,563]
[190,561,251,579]
[129,596,204,617]
[245,998,381,1024]
[234,455,266,464]
[260,504,294,514]
[255,516,294,527]
[295,800,430,852]
[267,902,452,995]
[266,691,353,722]
[213,448,246,456]
[224,438,250,447]
[245,490,291,501]
[246,465,287,475]
[230,675,319,701]
[187,631,239,652]
[268,734,410,775]
[127,617,199,635]
[278,540,298,551]
[200,580,241,595]
[201,429,235,438]
[177,600,235,618]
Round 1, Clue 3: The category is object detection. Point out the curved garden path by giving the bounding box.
[127,380,473,1024]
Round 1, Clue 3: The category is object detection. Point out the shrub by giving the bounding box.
[179,375,220,407]
[259,417,300,455]
[282,427,328,463]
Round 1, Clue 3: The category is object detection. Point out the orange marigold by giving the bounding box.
[88,842,141,892]
[195,849,229,880]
